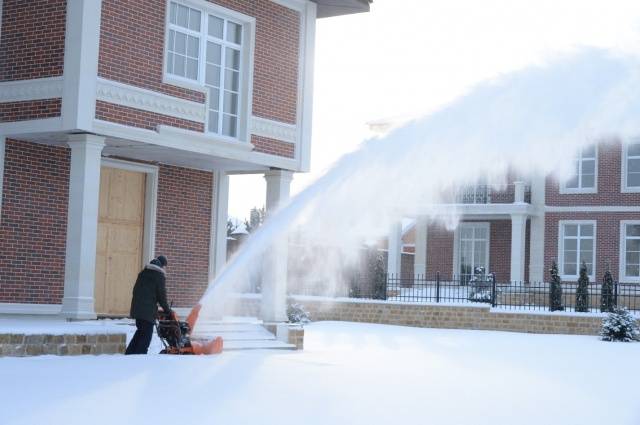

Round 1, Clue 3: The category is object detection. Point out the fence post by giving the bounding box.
[436,271,440,303]
[614,281,618,308]
[491,274,497,307]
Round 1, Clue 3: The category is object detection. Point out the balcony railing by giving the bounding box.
[455,182,531,204]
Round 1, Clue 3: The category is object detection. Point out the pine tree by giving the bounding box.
[549,261,564,311]
[575,261,590,312]
[370,250,387,300]
[600,307,640,342]
[600,266,615,313]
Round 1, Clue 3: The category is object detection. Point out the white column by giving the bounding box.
[60,134,105,320]
[528,174,546,282]
[261,170,293,323]
[514,181,526,203]
[413,217,428,278]
[510,213,527,283]
[0,136,5,225]
[387,221,403,277]
[209,171,229,282]
[62,0,102,131]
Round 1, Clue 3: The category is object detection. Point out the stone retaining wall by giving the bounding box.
[0,333,127,357]
[228,295,629,336]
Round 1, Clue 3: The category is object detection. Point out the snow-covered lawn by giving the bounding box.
[1,321,639,425]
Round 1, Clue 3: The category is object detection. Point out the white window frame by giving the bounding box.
[453,222,491,279]
[162,0,255,143]
[560,145,598,194]
[621,140,640,193]
[619,220,640,283]
[558,220,596,280]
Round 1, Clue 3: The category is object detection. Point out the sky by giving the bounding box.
[228,0,640,222]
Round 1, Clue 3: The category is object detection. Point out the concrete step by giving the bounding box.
[223,339,296,351]
[191,320,296,351]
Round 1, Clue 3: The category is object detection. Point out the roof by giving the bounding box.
[312,0,371,18]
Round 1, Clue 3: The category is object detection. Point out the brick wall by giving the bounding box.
[0,139,70,304]
[98,0,300,124]
[488,220,511,282]
[228,295,618,337]
[155,164,213,307]
[426,223,454,277]
[95,101,204,132]
[0,0,67,81]
[544,212,640,283]
[251,135,295,158]
[0,99,62,122]
[546,141,640,206]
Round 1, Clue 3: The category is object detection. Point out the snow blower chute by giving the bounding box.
[156,304,222,355]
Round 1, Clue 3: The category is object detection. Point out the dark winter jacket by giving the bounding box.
[129,263,172,322]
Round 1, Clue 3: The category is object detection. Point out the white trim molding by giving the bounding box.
[546,205,640,213]
[0,77,64,102]
[100,158,159,266]
[296,0,316,172]
[96,78,207,122]
[619,220,640,284]
[250,116,298,144]
[0,302,62,315]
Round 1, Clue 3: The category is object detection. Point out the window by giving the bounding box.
[165,1,250,139]
[559,222,595,278]
[623,141,640,191]
[621,222,640,281]
[563,145,596,192]
[457,223,489,284]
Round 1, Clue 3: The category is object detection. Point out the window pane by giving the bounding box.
[579,249,593,266]
[629,158,640,173]
[205,64,221,86]
[564,225,578,237]
[626,225,640,238]
[174,32,186,54]
[580,224,593,237]
[227,21,242,44]
[207,42,222,65]
[565,175,578,189]
[222,114,237,137]
[580,239,593,251]
[223,91,238,114]
[626,265,640,277]
[208,87,220,108]
[582,145,596,158]
[187,36,199,58]
[189,9,201,31]
[628,143,640,157]
[174,54,185,76]
[564,263,577,276]
[186,58,198,80]
[461,228,472,239]
[474,227,487,239]
[564,239,577,251]
[627,239,640,252]
[168,30,175,50]
[208,111,219,133]
[628,172,640,187]
[564,250,577,264]
[169,2,177,24]
[581,174,595,188]
[208,15,224,38]
[177,5,189,28]
[224,69,239,92]
[582,159,595,175]
[167,52,174,73]
[225,48,240,70]
[626,252,640,265]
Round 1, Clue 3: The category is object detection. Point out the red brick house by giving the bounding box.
[394,140,640,284]
[0,0,370,319]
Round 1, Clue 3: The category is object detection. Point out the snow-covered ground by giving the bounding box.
[1,321,639,425]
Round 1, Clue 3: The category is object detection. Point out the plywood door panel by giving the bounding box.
[95,167,146,315]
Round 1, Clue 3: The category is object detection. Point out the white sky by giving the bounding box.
[228,0,640,221]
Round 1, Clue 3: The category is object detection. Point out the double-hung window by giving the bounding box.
[623,141,640,191]
[559,222,595,279]
[165,1,250,139]
[621,222,640,282]
[563,145,596,193]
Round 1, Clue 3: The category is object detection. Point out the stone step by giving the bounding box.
[223,339,296,351]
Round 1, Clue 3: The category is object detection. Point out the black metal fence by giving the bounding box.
[290,273,640,314]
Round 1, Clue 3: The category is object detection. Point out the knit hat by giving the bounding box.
[156,255,168,267]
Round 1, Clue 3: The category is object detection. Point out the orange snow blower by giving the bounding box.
[156,304,222,355]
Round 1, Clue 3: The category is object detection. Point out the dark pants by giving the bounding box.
[125,319,154,355]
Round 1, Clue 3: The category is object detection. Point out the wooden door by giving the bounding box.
[95,167,146,315]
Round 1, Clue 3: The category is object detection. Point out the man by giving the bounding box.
[125,255,172,355]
